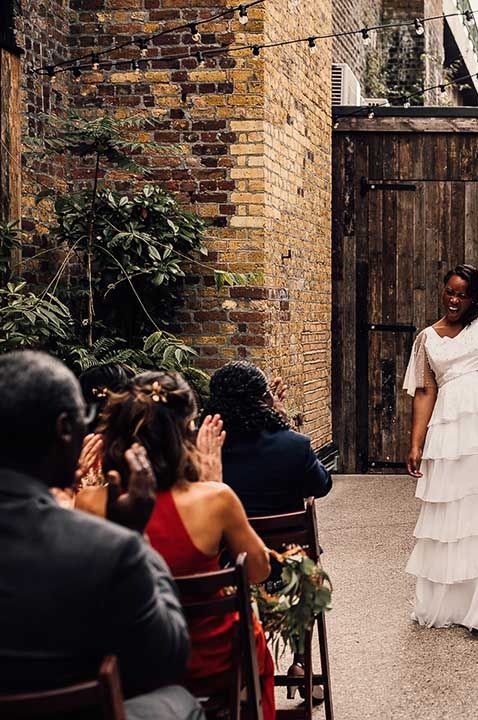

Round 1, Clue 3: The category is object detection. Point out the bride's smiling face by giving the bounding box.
[442,275,473,324]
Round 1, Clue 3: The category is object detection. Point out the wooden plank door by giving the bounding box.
[360,180,476,472]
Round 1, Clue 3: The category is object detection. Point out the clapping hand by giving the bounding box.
[196,414,226,483]
[106,443,157,533]
[270,376,288,420]
[75,433,103,485]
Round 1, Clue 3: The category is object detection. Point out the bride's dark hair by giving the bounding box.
[444,264,478,326]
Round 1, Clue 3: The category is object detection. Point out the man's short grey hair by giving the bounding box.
[0,351,84,464]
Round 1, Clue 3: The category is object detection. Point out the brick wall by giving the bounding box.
[13,0,334,448]
[15,0,71,280]
[332,0,382,98]
[263,0,332,446]
[333,0,458,105]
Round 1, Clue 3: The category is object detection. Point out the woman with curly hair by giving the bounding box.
[204,361,332,517]
[98,370,276,719]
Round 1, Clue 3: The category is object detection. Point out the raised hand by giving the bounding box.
[197,414,226,483]
[270,375,288,420]
[75,433,104,485]
[106,443,157,533]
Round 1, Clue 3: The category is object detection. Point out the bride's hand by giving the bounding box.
[407,447,423,478]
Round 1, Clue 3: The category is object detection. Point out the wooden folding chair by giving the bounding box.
[249,498,334,720]
[175,552,263,720]
[0,655,125,720]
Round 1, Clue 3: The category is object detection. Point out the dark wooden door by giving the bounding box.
[332,112,478,473]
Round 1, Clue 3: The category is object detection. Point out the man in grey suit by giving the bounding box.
[0,351,203,719]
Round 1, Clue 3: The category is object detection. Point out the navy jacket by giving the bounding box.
[0,470,189,697]
[222,429,332,517]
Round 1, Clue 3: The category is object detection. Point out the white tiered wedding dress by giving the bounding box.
[404,317,478,628]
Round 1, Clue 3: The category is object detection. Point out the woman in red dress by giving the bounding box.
[99,371,276,720]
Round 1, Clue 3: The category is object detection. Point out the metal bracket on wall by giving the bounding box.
[360,176,417,195]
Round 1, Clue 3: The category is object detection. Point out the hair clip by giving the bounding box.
[151,381,168,403]
[92,386,108,399]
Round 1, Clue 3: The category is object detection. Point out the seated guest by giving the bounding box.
[204,361,332,516]
[99,371,276,720]
[79,363,133,432]
[0,351,202,720]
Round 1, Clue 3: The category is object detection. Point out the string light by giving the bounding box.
[403,101,411,108]
[252,44,261,56]
[72,66,82,82]
[33,5,478,81]
[308,37,317,53]
[367,109,375,119]
[440,84,446,93]
[189,23,201,42]
[137,38,148,57]
[46,65,56,83]
[239,5,249,24]
[196,50,205,67]
[132,58,141,74]
[414,18,425,36]
[91,53,100,71]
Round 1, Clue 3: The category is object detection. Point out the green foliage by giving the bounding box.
[3,111,257,400]
[0,221,21,282]
[0,282,72,350]
[252,547,332,660]
[24,112,167,177]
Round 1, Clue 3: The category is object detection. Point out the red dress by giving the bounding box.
[146,490,275,720]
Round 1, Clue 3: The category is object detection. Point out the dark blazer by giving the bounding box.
[222,429,332,517]
[0,469,189,697]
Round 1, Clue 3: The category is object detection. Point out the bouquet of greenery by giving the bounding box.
[251,546,332,660]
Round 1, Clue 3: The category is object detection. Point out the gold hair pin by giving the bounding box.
[151,381,168,403]
[92,386,108,399]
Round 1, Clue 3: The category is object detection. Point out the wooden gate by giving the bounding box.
[332,108,478,473]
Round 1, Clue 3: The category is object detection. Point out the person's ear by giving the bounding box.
[55,412,74,445]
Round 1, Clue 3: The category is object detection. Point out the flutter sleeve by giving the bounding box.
[403,329,437,397]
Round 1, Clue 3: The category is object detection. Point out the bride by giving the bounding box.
[404,264,478,630]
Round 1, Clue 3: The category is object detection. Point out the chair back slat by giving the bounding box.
[0,656,125,720]
[174,565,237,595]
[249,498,320,561]
[182,594,239,620]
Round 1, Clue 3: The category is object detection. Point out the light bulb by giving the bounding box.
[73,67,82,82]
[196,51,205,67]
[403,100,411,108]
[132,58,140,74]
[190,24,201,42]
[440,84,446,93]
[138,39,148,57]
[239,5,248,24]
[361,28,371,46]
[47,65,57,82]
[333,121,339,129]
[465,10,474,25]
[308,37,317,53]
[414,18,425,36]
[91,53,100,71]
[252,45,260,57]
[368,109,375,119]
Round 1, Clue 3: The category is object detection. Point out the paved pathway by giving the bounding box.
[315,474,478,720]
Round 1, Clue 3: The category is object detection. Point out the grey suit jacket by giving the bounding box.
[0,469,190,698]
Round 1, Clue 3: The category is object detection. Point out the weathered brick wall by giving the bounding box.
[15,0,71,280]
[15,0,333,448]
[263,0,332,447]
[332,0,383,98]
[333,0,455,105]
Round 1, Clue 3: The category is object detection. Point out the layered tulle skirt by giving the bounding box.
[406,373,478,628]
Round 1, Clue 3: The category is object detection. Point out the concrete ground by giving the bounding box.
[310,474,478,720]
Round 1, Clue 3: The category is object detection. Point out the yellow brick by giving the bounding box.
[189,70,227,82]
[230,143,264,155]
[230,167,263,179]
